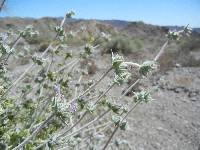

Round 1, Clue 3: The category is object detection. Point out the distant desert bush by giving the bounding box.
[97,35,143,55]
[38,42,49,52]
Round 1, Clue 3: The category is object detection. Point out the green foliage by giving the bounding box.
[52,94,68,115]
[19,25,39,38]
[38,42,49,52]
[134,90,153,103]
[86,103,96,113]
[167,26,192,41]
[80,44,94,58]
[112,53,131,85]
[100,99,122,114]
[0,86,5,96]
[112,115,127,130]
[100,35,143,54]
[66,11,75,18]
[167,31,181,41]
[54,26,66,39]
[77,98,86,110]
[32,55,47,66]
[139,61,157,77]
[0,63,7,76]
[0,33,12,57]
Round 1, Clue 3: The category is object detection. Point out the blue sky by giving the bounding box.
[0,0,200,27]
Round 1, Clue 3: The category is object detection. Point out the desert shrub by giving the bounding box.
[38,42,49,52]
[25,36,41,44]
[80,58,98,75]
[0,10,191,150]
[157,49,176,71]
[6,23,15,29]
[105,35,133,54]
[98,35,143,55]
[65,36,85,46]
[18,56,31,65]
[166,36,200,67]
[132,38,143,49]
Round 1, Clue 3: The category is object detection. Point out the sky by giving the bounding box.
[0,0,200,27]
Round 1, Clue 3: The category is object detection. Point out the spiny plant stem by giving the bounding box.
[95,83,115,105]
[0,0,6,11]
[120,79,140,99]
[102,100,141,150]
[59,121,112,150]
[4,35,22,63]
[102,125,119,150]
[29,97,51,130]
[79,67,112,98]
[82,121,111,135]
[56,59,78,73]
[35,83,115,149]
[1,44,53,99]
[58,82,115,138]
[122,101,141,121]
[61,109,110,140]
[102,39,169,150]
[124,62,140,68]
[66,66,112,106]
[79,121,112,149]
[74,75,82,98]
[154,40,169,62]
[34,112,86,150]
[2,14,66,97]
[12,113,54,150]
[71,75,83,132]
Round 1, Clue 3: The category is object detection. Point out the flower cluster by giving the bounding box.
[101,32,111,41]
[32,55,46,66]
[52,84,66,113]
[19,25,39,38]
[183,25,192,36]
[54,26,66,40]
[0,33,8,41]
[0,86,5,96]
[66,11,75,18]
[112,115,127,130]
[112,53,131,85]
[134,90,153,103]
[80,44,94,58]
[139,61,157,77]
[167,30,181,41]
[0,63,7,75]
[84,44,93,56]
[101,98,127,114]
[86,103,96,113]
[69,102,78,113]
[167,25,192,41]
[0,33,12,57]
[0,105,3,115]
[52,84,77,115]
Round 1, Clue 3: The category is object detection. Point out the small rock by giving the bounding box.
[190,97,198,102]
[175,63,181,68]
[188,91,197,98]
[174,87,183,93]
